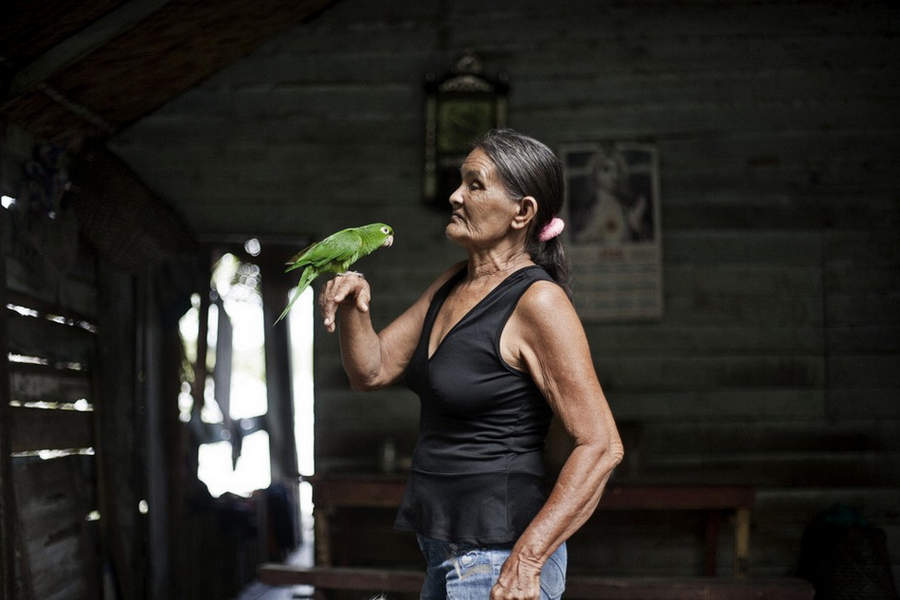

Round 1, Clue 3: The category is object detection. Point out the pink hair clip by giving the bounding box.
[538,217,565,242]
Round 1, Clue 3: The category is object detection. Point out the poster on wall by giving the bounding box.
[560,142,663,321]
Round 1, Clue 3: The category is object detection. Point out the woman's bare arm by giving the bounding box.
[492,281,624,600]
[318,262,464,390]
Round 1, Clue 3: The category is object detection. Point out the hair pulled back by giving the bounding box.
[473,128,570,295]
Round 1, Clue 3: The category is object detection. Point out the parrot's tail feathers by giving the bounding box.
[284,261,307,273]
[274,267,316,324]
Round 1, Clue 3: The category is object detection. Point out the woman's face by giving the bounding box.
[445,148,519,248]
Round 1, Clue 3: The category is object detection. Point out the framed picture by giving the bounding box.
[560,142,663,321]
[424,52,508,209]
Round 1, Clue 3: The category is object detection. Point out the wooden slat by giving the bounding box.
[10,407,94,453]
[8,0,170,98]
[311,476,754,511]
[643,422,900,455]
[640,453,900,487]
[13,454,99,600]
[0,0,123,65]
[6,289,96,326]
[0,194,14,600]
[8,0,338,140]
[1,211,99,320]
[258,565,423,592]
[312,475,407,508]
[563,576,815,600]
[598,486,754,511]
[6,311,95,366]
[4,258,99,323]
[9,363,91,405]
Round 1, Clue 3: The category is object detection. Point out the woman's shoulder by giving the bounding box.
[514,275,576,330]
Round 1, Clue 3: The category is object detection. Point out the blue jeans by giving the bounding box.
[416,535,567,600]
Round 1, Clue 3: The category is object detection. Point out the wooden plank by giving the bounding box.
[581,325,824,355]
[47,0,338,128]
[258,564,423,592]
[563,576,814,600]
[6,290,96,327]
[828,356,900,387]
[826,292,900,326]
[827,327,900,353]
[824,265,900,293]
[94,265,141,600]
[257,565,814,599]
[664,265,821,297]
[606,389,826,422]
[311,476,753,511]
[69,148,198,271]
[0,0,123,65]
[8,0,171,98]
[517,101,900,145]
[828,388,900,420]
[0,89,109,143]
[6,310,95,366]
[9,363,91,405]
[599,486,754,511]
[4,255,99,320]
[12,454,99,600]
[312,476,407,509]
[260,256,300,482]
[640,452,900,487]
[590,356,826,392]
[642,422,900,455]
[10,407,94,453]
[0,191,14,600]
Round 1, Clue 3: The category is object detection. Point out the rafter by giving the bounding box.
[7,0,171,99]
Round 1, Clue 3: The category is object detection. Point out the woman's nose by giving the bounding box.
[449,185,464,208]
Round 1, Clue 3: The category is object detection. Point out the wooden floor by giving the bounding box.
[234,511,316,600]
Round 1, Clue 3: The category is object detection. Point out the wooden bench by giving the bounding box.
[258,564,815,599]
[309,474,755,576]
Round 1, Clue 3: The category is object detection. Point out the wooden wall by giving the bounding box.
[0,121,193,599]
[108,0,900,584]
[1,124,105,599]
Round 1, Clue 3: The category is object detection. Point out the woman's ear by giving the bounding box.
[511,196,538,231]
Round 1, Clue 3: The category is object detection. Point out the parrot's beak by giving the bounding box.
[383,235,394,247]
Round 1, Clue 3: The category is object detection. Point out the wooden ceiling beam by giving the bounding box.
[2,0,337,145]
[7,0,171,99]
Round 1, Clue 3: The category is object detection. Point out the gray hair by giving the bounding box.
[473,128,570,295]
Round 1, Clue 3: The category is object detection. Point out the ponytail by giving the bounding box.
[474,128,571,295]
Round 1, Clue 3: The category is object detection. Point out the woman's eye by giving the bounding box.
[468,182,480,190]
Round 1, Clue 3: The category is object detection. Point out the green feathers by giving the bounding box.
[275,223,394,323]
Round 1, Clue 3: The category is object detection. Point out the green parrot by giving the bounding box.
[275,222,395,323]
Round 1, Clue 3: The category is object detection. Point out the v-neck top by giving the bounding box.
[394,264,556,544]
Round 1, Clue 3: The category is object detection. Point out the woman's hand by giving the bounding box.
[318,271,371,333]
[490,553,543,600]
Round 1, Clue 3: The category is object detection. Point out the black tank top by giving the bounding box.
[394,264,556,545]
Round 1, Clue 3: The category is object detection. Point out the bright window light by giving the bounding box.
[244,237,261,256]
[289,286,315,478]
[1,196,15,209]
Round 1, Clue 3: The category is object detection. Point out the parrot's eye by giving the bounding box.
[381,227,389,234]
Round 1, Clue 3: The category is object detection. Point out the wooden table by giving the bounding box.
[258,565,814,599]
[309,474,754,577]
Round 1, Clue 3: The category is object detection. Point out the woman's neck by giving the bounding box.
[465,243,533,282]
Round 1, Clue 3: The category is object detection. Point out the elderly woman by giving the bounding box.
[319,129,623,600]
